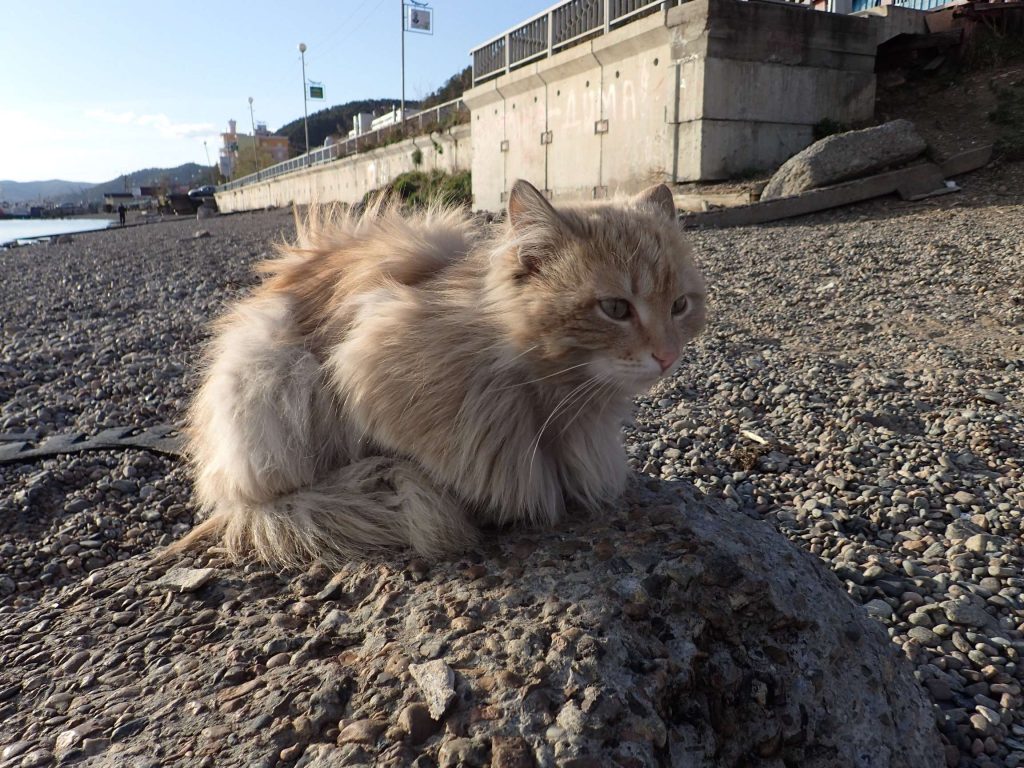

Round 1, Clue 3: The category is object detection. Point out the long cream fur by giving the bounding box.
[167,181,707,568]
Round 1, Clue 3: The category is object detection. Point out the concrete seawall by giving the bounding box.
[215,125,470,214]
[216,0,925,213]
[463,0,912,210]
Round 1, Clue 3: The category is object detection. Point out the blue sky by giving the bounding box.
[0,1,551,184]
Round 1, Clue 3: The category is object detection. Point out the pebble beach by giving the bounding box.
[1,164,1023,766]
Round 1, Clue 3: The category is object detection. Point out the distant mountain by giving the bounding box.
[86,164,211,202]
[0,179,95,205]
[4,67,475,203]
[276,99,418,155]
[0,163,211,206]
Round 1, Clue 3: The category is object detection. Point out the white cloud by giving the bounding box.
[0,105,222,182]
[86,109,215,140]
[85,108,137,124]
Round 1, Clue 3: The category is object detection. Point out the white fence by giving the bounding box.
[471,0,681,86]
[220,98,467,192]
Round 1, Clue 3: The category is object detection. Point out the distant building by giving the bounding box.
[370,107,419,132]
[102,192,136,213]
[347,112,374,139]
[219,119,291,178]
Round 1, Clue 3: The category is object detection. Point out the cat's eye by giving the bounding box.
[671,295,689,315]
[599,298,631,320]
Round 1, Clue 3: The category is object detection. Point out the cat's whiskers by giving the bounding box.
[493,343,539,370]
[558,376,615,437]
[495,360,592,392]
[523,374,602,482]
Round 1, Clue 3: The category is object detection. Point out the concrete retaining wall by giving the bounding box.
[464,0,908,210]
[672,0,881,181]
[214,0,927,214]
[214,125,470,213]
[464,13,675,211]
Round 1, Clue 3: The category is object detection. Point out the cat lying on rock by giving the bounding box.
[165,180,707,567]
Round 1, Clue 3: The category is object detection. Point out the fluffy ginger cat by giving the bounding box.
[170,180,706,567]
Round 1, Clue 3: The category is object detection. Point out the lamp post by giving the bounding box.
[203,140,213,182]
[400,1,405,130]
[248,96,261,180]
[299,43,310,162]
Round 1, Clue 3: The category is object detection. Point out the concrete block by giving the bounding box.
[680,162,947,228]
[854,5,929,43]
[896,163,951,201]
[700,58,875,125]
[693,119,814,180]
[939,145,993,177]
[762,119,926,199]
[670,0,878,69]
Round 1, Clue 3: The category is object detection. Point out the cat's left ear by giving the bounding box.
[507,180,563,235]
[635,184,677,220]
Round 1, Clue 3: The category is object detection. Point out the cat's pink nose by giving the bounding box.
[653,352,676,373]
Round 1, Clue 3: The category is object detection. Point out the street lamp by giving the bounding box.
[203,140,213,182]
[400,1,405,129]
[248,96,261,180]
[299,43,310,162]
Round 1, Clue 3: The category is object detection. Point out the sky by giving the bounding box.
[0,1,552,185]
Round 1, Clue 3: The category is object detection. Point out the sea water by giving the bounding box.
[0,218,113,246]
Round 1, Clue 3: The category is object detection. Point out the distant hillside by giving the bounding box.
[0,179,95,205]
[86,163,210,202]
[276,99,418,155]
[274,66,473,153]
[0,164,211,206]
[421,66,471,109]
[6,65,475,203]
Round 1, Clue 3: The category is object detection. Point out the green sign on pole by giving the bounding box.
[309,84,324,99]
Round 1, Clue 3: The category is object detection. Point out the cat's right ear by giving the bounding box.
[507,180,561,235]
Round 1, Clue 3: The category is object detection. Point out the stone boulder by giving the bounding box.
[0,479,943,767]
[762,119,928,200]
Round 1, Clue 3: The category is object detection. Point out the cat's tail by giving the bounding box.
[157,456,478,568]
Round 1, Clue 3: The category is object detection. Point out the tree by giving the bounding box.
[421,67,472,108]
[231,143,277,179]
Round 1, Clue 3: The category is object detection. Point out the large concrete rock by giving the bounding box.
[762,119,927,200]
[0,479,943,766]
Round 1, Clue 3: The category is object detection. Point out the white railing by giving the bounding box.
[220,98,467,192]
[471,0,679,86]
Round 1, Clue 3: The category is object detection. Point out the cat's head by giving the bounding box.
[493,180,707,394]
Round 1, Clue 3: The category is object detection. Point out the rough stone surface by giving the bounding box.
[762,119,927,199]
[153,566,216,593]
[0,481,942,766]
[1,170,1022,767]
[408,659,456,720]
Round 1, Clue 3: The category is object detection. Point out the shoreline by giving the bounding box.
[0,211,213,248]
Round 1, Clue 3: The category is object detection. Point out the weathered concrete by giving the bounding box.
[671,0,883,182]
[676,151,996,229]
[680,163,936,228]
[214,125,470,213]
[214,0,927,213]
[465,12,674,210]
[856,4,931,43]
[761,119,927,199]
[464,0,914,210]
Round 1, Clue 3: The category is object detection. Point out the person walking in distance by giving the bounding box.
[118,204,127,227]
